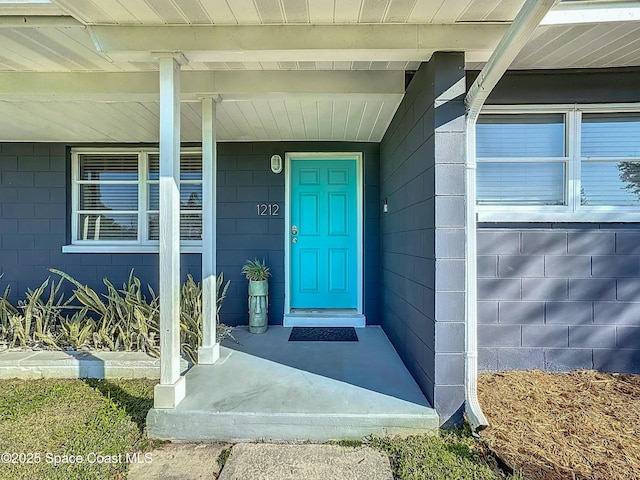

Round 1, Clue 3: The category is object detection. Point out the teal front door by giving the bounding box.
[290,157,358,309]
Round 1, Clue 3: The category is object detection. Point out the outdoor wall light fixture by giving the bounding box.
[383,199,388,213]
[270,154,283,173]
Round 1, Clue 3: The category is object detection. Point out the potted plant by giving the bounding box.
[241,258,270,334]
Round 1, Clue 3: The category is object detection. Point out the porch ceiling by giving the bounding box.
[0,97,402,143]
[0,1,638,143]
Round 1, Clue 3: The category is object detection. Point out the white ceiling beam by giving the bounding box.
[0,15,81,26]
[0,70,405,101]
[0,4,68,16]
[88,24,509,63]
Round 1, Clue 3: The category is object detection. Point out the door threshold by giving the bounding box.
[284,310,365,328]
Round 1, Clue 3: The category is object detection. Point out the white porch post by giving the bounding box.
[154,53,186,409]
[198,96,220,364]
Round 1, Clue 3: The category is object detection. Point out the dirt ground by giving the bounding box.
[478,370,640,480]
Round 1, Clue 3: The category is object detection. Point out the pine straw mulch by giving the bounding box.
[478,370,640,480]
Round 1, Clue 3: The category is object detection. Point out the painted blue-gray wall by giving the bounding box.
[475,68,640,374]
[477,224,640,373]
[380,52,467,426]
[0,141,380,327]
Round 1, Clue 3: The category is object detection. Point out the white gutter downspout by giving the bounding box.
[464,0,559,432]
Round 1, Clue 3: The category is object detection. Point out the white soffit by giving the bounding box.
[0,98,401,142]
[0,69,404,142]
[49,0,525,25]
[512,20,640,69]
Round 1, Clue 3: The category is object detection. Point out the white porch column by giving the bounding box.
[198,96,220,364]
[154,53,186,409]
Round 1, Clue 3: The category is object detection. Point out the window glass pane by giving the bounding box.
[79,154,138,181]
[147,213,202,241]
[181,184,202,210]
[477,114,565,158]
[181,154,202,181]
[477,162,565,205]
[80,184,137,210]
[148,183,159,211]
[581,113,640,157]
[581,161,640,206]
[148,213,159,241]
[77,214,137,240]
[149,184,202,210]
[148,154,202,181]
[148,155,159,181]
[181,213,202,240]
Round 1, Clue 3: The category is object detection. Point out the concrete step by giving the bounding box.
[283,310,366,327]
[147,327,438,442]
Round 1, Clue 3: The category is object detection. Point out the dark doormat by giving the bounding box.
[288,327,358,342]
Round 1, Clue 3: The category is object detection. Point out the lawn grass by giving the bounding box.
[0,378,157,480]
[0,377,520,480]
[370,427,522,480]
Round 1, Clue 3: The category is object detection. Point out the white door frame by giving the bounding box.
[284,152,364,316]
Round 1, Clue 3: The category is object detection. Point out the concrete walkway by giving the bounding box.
[127,442,394,480]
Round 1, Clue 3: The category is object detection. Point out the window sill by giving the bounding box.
[62,245,202,254]
[477,210,640,223]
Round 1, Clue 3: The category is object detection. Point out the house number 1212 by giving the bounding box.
[256,203,280,216]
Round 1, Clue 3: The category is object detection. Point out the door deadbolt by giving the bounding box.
[292,237,298,243]
[291,225,298,235]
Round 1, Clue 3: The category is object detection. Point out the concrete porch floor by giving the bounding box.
[147,326,438,442]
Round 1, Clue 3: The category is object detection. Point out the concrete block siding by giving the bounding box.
[380,53,467,426]
[0,141,381,327]
[478,224,640,374]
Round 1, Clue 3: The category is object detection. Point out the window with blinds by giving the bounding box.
[581,113,640,206]
[72,149,203,245]
[476,109,640,220]
[476,114,567,206]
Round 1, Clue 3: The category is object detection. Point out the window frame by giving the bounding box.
[64,147,203,253]
[477,104,640,223]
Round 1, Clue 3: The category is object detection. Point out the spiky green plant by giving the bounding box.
[0,269,236,364]
[8,277,67,349]
[50,269,160,356]
[241,258,271,281]
[0,279,18,345]
[59,308,95,350]
[180,273,232,364]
